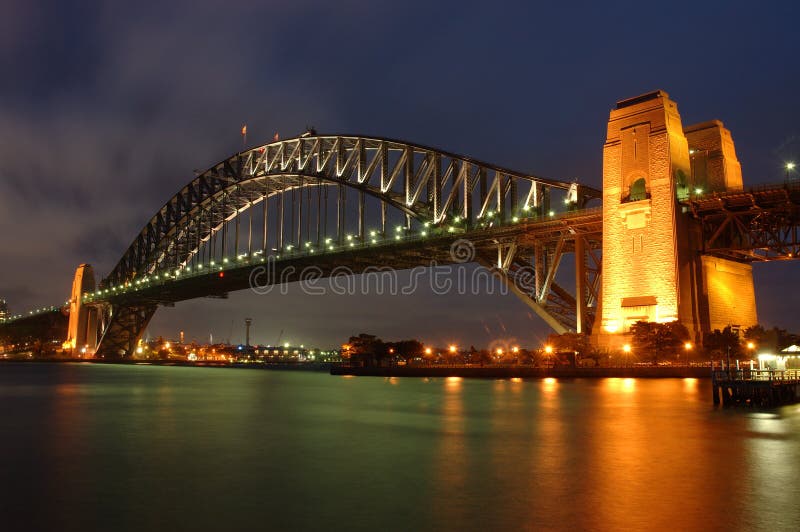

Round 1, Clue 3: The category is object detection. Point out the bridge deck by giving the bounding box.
[83,207,603,306]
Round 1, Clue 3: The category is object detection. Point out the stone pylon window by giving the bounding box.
[629,178,647,202]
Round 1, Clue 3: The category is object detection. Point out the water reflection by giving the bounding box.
[746,410,800,527]
[542,377,558,393]
[2,366,800,531]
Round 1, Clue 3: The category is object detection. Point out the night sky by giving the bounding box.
[2,1,799,348]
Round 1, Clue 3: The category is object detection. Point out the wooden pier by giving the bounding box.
[712,369,800,407]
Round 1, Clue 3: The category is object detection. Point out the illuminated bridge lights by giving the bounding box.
[24,206,584,315]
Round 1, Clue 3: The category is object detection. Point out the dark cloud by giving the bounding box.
[2,0,800,345]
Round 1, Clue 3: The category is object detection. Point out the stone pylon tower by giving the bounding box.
[66,264,98,353]
[593,91,757,349]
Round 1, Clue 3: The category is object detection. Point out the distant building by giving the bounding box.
[0,299,8,320]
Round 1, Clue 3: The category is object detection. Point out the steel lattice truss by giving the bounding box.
[95,304,157,357]
[688,182,800,261]
[105,134,600,287]
[479,209,602,333]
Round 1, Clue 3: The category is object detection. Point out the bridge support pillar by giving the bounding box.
[65,264,98,354]
[575,236,587,334]
[593,90,757,350]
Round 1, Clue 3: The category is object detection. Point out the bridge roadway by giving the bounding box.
[689,180,800,261]
[83,206,603,306]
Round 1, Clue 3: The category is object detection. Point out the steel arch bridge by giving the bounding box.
[105,133,600,285]
[4,133,606,357]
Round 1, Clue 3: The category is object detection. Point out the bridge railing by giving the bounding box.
[712,369,800,382]
[687,179,800,202]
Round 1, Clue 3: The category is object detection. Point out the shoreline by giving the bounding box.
[0,358,333,372]
[331,365,712,379]
[1,358,712,379]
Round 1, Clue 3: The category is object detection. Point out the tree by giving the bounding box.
[743,324,766,345]
[474,349,493,366]
[386,340,423,365]
[347,333,387,367]
[630,321,690,362]
[543,332,594,367]
[703,326,741,361]
[545,332,593,357]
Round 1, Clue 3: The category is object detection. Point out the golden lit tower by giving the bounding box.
[66,264,98,353]
[593,91,756,349]
[685,121,757,334]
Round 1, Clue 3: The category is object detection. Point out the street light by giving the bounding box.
[746,342,756,363]
[682,342,692,364]
[544,345,553,354]
[622,344,631,353]
[787,162,796,180]
[449,345,457,354]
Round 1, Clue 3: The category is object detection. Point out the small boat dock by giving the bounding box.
[712,369,800,407]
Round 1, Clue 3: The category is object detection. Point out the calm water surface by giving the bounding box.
[1,363,799,531]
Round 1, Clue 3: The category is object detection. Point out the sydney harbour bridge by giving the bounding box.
[3,90,800,356]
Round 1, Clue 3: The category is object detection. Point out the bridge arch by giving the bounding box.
[105,134,599,287]
[79,134,605,356]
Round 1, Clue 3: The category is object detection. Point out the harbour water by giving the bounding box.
[1,363,799,531]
